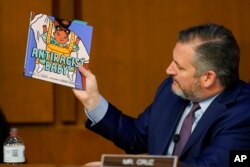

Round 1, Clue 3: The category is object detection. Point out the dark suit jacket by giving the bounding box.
[0,108,10,162]
[86,77,250,167]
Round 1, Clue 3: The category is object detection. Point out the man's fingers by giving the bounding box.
[78,65,92,78]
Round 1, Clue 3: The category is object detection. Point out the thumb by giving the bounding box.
[78,65,92,78]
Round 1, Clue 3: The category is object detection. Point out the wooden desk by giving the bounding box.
[0,165,84,167]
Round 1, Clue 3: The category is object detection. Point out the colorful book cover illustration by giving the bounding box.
[24,11,93,89]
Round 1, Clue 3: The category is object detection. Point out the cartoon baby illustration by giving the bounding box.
[38,18,81,80]
[29,12,89,85]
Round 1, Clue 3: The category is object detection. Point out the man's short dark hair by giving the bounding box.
[177,23,240,88]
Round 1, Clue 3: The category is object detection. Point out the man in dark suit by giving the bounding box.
[0,108,10,162]
[73,23,250,166]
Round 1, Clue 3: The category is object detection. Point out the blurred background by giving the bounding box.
[0,0,250,165]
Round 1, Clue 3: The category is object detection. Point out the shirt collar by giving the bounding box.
[196,93,220,112]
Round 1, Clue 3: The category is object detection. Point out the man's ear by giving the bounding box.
[201,70,217,88]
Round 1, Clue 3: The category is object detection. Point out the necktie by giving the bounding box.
[173,102,201,155]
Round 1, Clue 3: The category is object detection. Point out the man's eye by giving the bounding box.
[178,66,184,70]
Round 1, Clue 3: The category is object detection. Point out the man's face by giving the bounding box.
[166,42,203,101]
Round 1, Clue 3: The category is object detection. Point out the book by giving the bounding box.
[24,11,93,89]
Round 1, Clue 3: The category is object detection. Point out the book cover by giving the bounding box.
[24,11,93,89]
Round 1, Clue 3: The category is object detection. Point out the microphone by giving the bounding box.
[173,134,180,143]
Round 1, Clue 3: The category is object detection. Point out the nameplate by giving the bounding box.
[101,154,178,167]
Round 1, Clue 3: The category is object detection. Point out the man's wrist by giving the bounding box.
[85,96,109,125]
[84,93,101,111]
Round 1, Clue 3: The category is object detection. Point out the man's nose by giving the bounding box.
[166,62,176,75]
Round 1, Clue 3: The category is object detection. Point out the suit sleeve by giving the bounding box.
[86,103,150,154]
[85,77,173,154]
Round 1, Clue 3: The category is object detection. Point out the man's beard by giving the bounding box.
[172,78,203,101]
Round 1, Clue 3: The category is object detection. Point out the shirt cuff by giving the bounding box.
[85,95,108,125]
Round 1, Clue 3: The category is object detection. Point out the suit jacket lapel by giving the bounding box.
[158,99,189,154]
[181,100,226,155]
[181,82,242,155]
